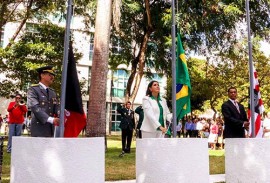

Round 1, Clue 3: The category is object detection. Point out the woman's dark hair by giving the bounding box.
[146,80,159,97]
[15,94,22,98]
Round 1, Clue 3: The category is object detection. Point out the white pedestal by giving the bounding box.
[136,138,209,183]
[11,137,105,183]
[226,138,270,183]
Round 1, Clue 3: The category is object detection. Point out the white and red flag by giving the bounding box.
[248,65,264,138]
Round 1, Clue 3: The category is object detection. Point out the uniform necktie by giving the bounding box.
[234,101,240,113]
[46,88,49,100]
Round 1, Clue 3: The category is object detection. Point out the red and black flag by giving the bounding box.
[64,45,86,137]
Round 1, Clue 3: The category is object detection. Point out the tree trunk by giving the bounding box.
[125,0,153,103]
[86,0,112,137]
[6,0,34,48]
[210,100,217,120]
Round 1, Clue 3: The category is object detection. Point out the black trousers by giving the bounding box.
[121,128,133,152]
[186,130,192,138]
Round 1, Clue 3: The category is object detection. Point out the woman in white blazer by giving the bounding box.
[140,80,172,138]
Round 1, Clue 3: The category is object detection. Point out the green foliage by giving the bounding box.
[189,58,214,110]
[109,0,270,110]
[0,23,65,96]
[165,57,214,112]
[205,35,270,115]
[177,0,270,53]
[110,0,172,73]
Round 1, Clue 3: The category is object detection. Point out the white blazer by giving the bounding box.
[140,96,172,132]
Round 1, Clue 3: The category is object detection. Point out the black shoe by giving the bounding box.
[119,151,125,157]
[124,149,130,153]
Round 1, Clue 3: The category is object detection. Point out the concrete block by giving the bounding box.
[11,137,104,183]
[136,138,209,183]
[226,138,270,183]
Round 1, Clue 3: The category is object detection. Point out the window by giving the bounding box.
[111,38,122,55]
[87,67,91,93]
[0,26,4,47]
[89,33,94,61]
[111,103,121,131]
[112,70,128,97]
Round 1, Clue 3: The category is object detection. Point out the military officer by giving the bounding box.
[27,66,60,137]
[117,101,135,156]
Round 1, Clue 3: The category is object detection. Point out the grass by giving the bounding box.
[2,138,11,183]
[0,135,225,182]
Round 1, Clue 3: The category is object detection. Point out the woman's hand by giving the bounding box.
[159,126,167,134]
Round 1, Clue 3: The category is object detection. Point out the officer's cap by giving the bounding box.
[36,65,55,76]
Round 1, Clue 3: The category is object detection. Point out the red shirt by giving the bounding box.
[210,124,218,134]
[7,101,28,124]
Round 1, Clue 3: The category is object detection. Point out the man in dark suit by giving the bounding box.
[135,105,143,139]
[117,101,135,156]
[221,87,249,138]
[27,66,60,137]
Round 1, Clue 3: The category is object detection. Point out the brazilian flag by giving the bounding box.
[176,33,191,120]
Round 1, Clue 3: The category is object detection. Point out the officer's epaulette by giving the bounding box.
[31,84,39,87]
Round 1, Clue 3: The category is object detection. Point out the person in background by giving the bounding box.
[27,66,59,137]
[208,120,218,150]
[196,118,204,138]
[117,101,135,156]
[217,121,224,149]
[263,111,270,138]
[140,80,172,138]
[135,105,144,139]
[185,118,193,138]
[7,93,28,153]
[3,114,9,135]
[176,120,182,138]
[203,128,210,138]
[192,118,199,137]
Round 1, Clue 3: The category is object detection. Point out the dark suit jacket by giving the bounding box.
[117,105,135,130]
[135,106,144,130]
[221,100,248,138]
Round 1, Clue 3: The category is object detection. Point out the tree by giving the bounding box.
[86,0,112,137]
[110,0,172,103]
[0,0,94,97]
[109,0,270,107]
[0,23,65,97]
[205,36,270,117]
[0,0,69,48]
[164,57,214,113]
[0,22,86,98]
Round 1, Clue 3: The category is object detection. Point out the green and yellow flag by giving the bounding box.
[176,33,191,120]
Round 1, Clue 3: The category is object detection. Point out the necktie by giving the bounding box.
[46,88,49,100]
[234,101,240,113]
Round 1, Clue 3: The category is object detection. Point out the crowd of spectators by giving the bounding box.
[177,116,225,150]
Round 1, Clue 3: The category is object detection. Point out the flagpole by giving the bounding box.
[55,0,73,137]
[246,0,255,137]
[171,0,177,138]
